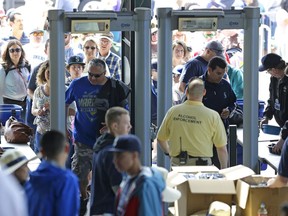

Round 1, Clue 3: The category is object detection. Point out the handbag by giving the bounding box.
[4,116,33,144]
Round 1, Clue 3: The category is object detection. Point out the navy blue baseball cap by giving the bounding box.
[259,53,282,72]
[110,134,141,153]
[67,55,85,66]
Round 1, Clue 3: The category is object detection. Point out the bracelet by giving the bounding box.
[164,152,170,156]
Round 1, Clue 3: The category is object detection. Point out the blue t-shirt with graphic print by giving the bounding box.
[66,77,104,147]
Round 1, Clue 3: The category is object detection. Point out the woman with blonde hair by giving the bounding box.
[82,36,98,75]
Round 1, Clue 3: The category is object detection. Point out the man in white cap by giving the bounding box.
[179,40,225,92]
[0,149,30,186]
[97,32,122,80]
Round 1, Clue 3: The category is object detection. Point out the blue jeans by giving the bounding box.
[34,131,43,154]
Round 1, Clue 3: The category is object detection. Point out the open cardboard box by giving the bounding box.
[171,165,255,216]
[236,175,288,216]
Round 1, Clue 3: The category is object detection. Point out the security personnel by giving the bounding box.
[157,78,228,168]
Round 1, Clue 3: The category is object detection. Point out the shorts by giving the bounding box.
[71,142,93,183]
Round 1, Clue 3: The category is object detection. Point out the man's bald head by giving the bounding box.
[186,78,205,101]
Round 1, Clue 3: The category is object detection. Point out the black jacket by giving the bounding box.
[264,75,288,127]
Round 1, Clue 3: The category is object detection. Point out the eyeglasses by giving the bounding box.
[88,71,105,78]
[84,46,97,50]
[9,48,21,53]
[32,31,44,37]
[266,68,273,73]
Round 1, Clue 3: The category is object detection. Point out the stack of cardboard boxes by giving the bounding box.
[168,165,288,216]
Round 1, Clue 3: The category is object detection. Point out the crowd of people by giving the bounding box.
[1,0,288,215]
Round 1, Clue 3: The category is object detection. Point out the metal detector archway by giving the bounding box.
[156,7,261,172]
[48,8,152,165]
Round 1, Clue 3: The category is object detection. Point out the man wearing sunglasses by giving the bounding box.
[23,29,46,70]
[65,58,130,215]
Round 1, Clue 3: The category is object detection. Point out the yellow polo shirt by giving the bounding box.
[157,100,227,157]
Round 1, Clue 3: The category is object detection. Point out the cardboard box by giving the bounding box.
[236,175,288,216]
[171,165,254,216]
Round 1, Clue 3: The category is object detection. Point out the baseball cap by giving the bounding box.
[110,134,141,153]
[259,53,282,72]
[67,55,85,66]
[152,166,181,203]
[0,149,28,174]
[206,40,225,58]
[98,32,114,42]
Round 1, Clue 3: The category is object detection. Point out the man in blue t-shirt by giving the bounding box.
[65,58,130,215]
[268,138,288,188]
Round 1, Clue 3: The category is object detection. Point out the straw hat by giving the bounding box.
[0,149,29,174]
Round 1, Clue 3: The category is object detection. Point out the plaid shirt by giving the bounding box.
[97,51,122,80]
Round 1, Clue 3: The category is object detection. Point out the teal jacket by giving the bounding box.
[227,64,243,100]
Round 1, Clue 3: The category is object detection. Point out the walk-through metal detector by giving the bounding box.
[48,8,153,165]
[156,7,261,172]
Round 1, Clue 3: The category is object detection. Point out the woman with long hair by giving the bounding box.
[172,40,188,69]
[0,39,30,121]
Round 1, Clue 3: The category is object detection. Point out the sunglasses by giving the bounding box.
[88,71,105,78]
[32,31,44,37]
[84,46,97,50]
[9,48,21,53]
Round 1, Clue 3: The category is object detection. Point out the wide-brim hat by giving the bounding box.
[0,149,29,174]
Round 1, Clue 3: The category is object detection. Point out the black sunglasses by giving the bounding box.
[9,48,21,53]
[88,71,105,78]
[84,46,96,50]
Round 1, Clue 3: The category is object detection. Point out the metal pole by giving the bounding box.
[134,7,151,166]
[156,8,173,169]
[48,10,66,134]
[243,7,260,173]
[229,125,237,166]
